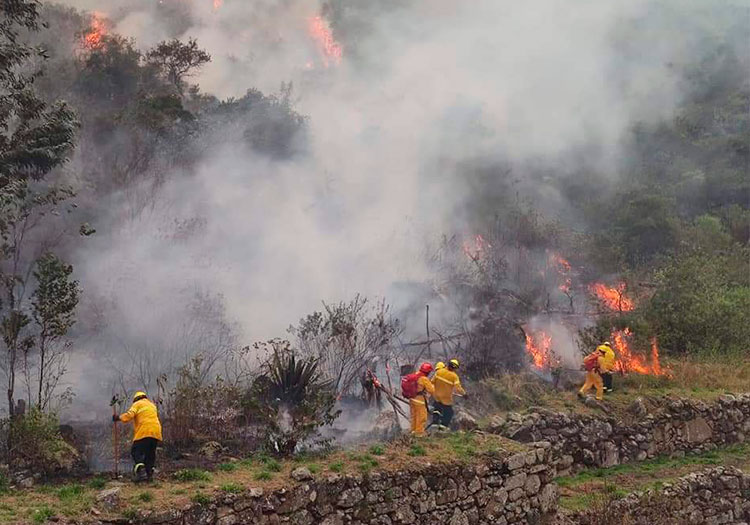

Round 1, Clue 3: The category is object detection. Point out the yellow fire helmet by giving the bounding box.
[133,391,148,402]
[435,362,446,370]
[449,359,460,369]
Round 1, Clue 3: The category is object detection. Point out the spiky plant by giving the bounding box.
[249,340,340,455]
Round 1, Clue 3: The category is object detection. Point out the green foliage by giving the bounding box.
[31,506,54,524]
[407,444,426,457]
[121,509,137,520]
[137,491,153,503]
[248,340,340,456]
[190,492,211,505]
[173,469,211,482]
[7,408,77,476]
[219,483,243,494]
[646,248,750,354]
[0,471,8,494]
[86,477,106,490]
[56,484,83,501]
[253,471,272,481]
[146,38,211,94]
[368,444,385,456]
[328,461,343,473]
[217,462,237,472]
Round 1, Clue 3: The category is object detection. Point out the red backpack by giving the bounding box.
[401,372,422,399]
[583,353,599,371]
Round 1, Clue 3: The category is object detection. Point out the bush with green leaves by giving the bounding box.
[247,340,340,456]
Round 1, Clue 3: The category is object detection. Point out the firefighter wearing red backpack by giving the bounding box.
[578,343,610,401]
[401,362,435,437]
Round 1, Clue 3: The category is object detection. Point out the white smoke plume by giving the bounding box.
[46,0,739,414]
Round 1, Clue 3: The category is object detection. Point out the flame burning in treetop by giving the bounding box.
[213,0,223,11]
[83,12,108,50]
[590,282,635,312]
[550,253,572,293]
[308,15,343,67]
[524,331,559,371]
[611,328,667,376]
[463,234,490,262]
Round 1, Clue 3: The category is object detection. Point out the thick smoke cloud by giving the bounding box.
[51,0,738,414]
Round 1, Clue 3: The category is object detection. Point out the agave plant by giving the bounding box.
[250,340,340,455]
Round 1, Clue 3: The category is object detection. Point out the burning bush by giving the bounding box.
[247,340,340,456]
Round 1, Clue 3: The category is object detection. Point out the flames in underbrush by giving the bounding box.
[524,331,559,371]
[308,15,342,67]
[590,282,634,312]
[611,329,667,376]
[463,234,490,262]
[550,253,572,293]
[82,12,109,50]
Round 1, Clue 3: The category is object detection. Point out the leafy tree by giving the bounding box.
[146,38,211,95]
[31,253,80,410]
[0,0,78,419]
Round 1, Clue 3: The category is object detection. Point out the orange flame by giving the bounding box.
[213,0,223,11]
[525,331,558,370]
[308,15,342,67]
[590,282,634,312]
[550,253,572,293]
[83,12,108,50]
[463,234,490,262]
[611,329,666,376]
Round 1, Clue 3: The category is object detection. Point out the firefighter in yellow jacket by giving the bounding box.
[431,359,466,428]
[410,363,435,437]
[598,342,616,393]
[114,391,162,482]
[579,343,613,401]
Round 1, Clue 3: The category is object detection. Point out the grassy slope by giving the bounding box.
[0,433,524,524]
[556,442,750,512]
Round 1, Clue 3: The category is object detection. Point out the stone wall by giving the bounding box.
[132,445,558,525]
[495,394,750,475]
[558,466,750,525]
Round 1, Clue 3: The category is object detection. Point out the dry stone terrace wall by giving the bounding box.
[130,445,558,525]
[496,394,750,475]
[557,466,750,525]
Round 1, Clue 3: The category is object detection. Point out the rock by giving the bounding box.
[453,409,479,431]
[337,487,363,508]
[290,467,313,482]
[629,397,648,418]
[684,417,713,444]
[96,488,121,511]
[368,410,402,442]
[584,396,600,408]
[18,476,34,489]
[199,441,226,458]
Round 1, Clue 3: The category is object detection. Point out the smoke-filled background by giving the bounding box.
[12,0,749,418]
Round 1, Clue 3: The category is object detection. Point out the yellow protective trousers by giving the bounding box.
[410,398,428,436]
[580,371,604,401]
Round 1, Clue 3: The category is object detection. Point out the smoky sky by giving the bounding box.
[47,0,747,413]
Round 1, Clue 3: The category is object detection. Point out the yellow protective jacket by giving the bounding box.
[411,375,435,405]
[119,398,163,442]
[597,345,616,373]
[432,368,466,406]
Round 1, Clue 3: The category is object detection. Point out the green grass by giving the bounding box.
[31,506,54,524]
[307,463,320,474]
[264,459,282,472]
[328,461,344,473]
[369,444,385,456]
[0,473,9,495]
[56,484,84,501]
[137,491,154,503]
[122,508,137,520]
[557,442,750,511]
[407,444,426,457]
[238,458,253,468]
[87,476,107,490]
[217,462,238,472]
[190,492,211,505]
[254,471,273,481]
[220,483,243,494]
[173,469,211,482]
